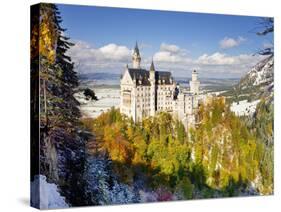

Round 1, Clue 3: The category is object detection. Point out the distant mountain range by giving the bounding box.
[78,72,121,81]
[78,72,239,91]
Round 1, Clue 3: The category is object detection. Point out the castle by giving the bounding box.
[120,42,201,129]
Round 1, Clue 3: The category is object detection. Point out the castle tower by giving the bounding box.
[149,60,156,116]
[192,69,198,81]
[190,70,200,95]
[132,42,141,69]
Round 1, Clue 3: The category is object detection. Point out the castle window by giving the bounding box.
[123,92,131,107]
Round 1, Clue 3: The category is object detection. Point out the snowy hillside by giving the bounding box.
[247,55,273,86]
[223,55,274,103]
[239,55,273,91]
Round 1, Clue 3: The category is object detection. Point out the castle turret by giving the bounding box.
[150,59,155,72]
[192,69,198,81]
[190,70,200,95]
[132,42,141,69]
[149,60,156,116]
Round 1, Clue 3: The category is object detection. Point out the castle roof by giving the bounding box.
[150,60,155,71]
[134,42,140,55]
[128,68,173,86]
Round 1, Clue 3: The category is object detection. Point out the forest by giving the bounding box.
[82,97,273,202]
[30,3,273,208]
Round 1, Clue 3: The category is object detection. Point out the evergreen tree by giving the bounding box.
[31,3,87,206]
[84,155,111,205]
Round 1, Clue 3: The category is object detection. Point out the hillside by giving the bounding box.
[224,55,273,102]
[81,99,273,200]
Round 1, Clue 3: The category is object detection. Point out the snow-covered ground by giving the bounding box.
[230,99,260,116]
[30,175,69,209]
[74,87,120,119]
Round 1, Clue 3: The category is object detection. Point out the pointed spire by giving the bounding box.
[150,58,155,71]
[132,41,141,69]
[134,41,140,55]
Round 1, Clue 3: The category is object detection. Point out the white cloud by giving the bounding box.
[194,52,260,66]
[196,52,235,65]
[70,41,130,62]
[99,44,131,60]
[154,51,183,63]
[191,52,265,77]
[160,43,181,53]
[67,41,131,73]
[67,40,266,78]
[154,50,265,77]
[153,43,190,63]
[219,36,246,49]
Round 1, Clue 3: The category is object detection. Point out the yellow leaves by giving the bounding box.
[88,106,272,195]
[231,169,240,183]
[131,153,142,165]
[266,122,273,136]
[31,26,39,59]
[219,169,231,188]
[191,97,268,190]
[126,126,135,142]
[38,8,58,64]
[160,158,176,176]
[148,138,189,176]
[103,124,133,164]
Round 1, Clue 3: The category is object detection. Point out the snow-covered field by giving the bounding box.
[74,87,120,119]
[230,99,260,116]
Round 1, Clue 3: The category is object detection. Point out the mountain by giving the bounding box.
[232,55,274,147]
[224,55,274,102]
[237,55,274,99]
[78,72,121,81]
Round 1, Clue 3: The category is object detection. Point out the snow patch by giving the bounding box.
[31,175,69,209]
[230,99,260,116]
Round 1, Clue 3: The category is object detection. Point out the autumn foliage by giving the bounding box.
[82,98,273,199]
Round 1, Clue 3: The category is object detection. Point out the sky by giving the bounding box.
[58,4,273,78]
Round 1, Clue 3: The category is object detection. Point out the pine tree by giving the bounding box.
[84,155,111,205]
[31,3,87,206]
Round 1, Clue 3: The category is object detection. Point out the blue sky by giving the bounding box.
[58,4,273,78]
